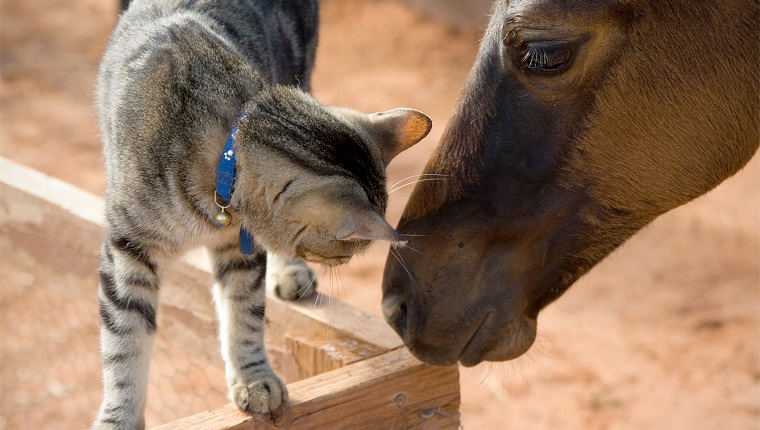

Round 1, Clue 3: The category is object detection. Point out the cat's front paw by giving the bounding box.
[267,256,317,300]
[232,375,289,414]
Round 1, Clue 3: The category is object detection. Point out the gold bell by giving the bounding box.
[215,208,232,227]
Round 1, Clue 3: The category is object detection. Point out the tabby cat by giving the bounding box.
[93,0,431,428]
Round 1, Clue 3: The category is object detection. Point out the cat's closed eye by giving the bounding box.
[273,177,297,202]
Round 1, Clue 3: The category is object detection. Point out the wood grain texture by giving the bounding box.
[0,157,461,429]
[153,347,460,430]
[283,328,385,381]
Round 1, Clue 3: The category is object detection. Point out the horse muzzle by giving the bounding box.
[382,241,539,367]
[381,286,538,366]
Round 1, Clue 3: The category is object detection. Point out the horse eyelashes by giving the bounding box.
[522,47,549,69]
[520,44,572,72]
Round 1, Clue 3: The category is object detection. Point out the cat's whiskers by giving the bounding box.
[316,265,336,342]
[398,242,423,255]
[329,265,347,341]
[389,178,450,195]
[330,267,336,340]
[287,271,320,338]
[334,266,362,332]
[318,261,366,336]
[388,173,449,194]
[389,247,414,280]
[312,283,327,314]
[389,173,450,192]
[294,273,318,303]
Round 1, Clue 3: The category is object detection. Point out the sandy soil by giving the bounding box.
[1,0,758,429]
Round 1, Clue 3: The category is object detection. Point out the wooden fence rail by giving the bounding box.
[0,157,461,429]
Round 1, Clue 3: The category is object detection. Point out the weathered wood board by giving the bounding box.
[0,157,461,429]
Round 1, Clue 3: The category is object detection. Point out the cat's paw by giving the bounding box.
[231,375,289,414]
[267,256,317,300]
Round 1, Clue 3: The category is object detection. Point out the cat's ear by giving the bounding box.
[336,210,406,245]
[368,108,432,164]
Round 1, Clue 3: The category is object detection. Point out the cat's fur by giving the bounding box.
[93,1,431,428]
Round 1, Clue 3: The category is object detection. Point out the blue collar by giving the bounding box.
[215,114,255,254]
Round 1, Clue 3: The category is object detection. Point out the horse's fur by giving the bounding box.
[382,0,759,366]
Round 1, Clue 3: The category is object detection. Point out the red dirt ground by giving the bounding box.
[1,0,758,429]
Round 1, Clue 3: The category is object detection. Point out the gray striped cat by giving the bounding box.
[93,1,431,428]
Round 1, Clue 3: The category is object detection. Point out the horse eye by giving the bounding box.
[520,42,572,73]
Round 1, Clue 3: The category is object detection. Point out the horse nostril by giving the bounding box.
[382,294,408,337]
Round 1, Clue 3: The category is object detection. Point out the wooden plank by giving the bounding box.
[0,157,461,428]
[0,157,104,226]
[283,328,384,381]
[153,347,460,430]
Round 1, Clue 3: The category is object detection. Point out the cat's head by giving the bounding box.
[233,86,431,266]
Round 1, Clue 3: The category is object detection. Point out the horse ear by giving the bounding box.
[368,108,432,164]
[336,210,406,245]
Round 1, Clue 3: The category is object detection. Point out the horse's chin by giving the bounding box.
[458,314,537,367]
[402,314,538,367]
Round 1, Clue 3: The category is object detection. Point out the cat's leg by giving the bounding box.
[266,253,317,300]
[93,236,161,430]
[210,242,288,414]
